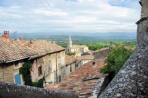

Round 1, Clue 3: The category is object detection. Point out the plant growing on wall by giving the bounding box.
[19,61,32,86]
[101,46,133,76]
[66,52,76,56]
[19,61,44,88]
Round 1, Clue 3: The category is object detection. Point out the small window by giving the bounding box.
[75,64,78,69]
[70,65,72,72]
[38,66,42,76]
[59,75,61,82]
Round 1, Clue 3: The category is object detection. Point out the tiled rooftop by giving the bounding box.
[46,58,106,98]
[65,55,76,65]
[0,39,65,63]
[0,39,35,63]
[15,40,65,59]
[76,55,94,61]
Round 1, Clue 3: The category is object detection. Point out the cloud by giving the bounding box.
[0,0,140,33]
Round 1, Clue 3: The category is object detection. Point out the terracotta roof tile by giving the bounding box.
[46,58,106,97]
[0,39,35,63]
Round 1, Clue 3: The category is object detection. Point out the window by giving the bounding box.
[38,66,42,76]
[70,65,72,72]
[59,75,61,82]
[75,64,78,69]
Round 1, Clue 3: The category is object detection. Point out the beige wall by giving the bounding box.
[31,50,65,84]
[65,63,76,77]
[0,62,24,85]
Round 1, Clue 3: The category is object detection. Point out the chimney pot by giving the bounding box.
[19,36,23,40]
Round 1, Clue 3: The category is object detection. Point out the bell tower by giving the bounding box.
[66,35,72,53]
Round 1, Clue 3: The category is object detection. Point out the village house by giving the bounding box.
[66,36,89,56]
[24,40,66,84]
[0,35,35,85]
[46,58,106,98]
[0,31,66,85]
[64,54,94,77]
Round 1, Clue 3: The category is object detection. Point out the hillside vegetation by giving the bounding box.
[57,41,136,51]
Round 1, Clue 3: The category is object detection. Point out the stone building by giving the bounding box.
[66,36,89,56]
[0,34,66,85]
[0,31,10,39]
[64,55,94,77]
[0,38,35,85]
[14,40,66,84]
[46,58,106,98]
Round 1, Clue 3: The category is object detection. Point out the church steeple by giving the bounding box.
[66,35,72,53]
[68,35,72,48]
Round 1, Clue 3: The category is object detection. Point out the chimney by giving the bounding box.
[3,31,10,39]
[19,36,23,40]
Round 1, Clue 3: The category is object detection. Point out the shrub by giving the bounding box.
[19,61,44,88]
[19,61,32,85]
[66,52,76,56]
[100,46,133,76]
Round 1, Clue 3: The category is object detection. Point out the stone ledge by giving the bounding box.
[0,81,78,98]
[136,17,148,24]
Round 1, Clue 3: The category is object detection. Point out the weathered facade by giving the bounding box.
[16,40,66,84]
[0,36,66,85]
[0,37,34,85]
[31,50,65,84]
[64,55,94,77]
[46,58,106,98]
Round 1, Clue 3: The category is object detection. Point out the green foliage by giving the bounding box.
[19,61,44,88]
[32,78,44,88]
[57,43,67,48]
[57,41,136,51]
[19,61,32,85]
[100,46,133,76]
[66,52,76,56]
[88,44,109,51]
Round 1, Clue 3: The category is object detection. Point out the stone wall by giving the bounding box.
[31,51,65,84]
[93,48,110,59]
[98,1,148,98]
[0,81,78,98]
[0,61,24,84]
[140,0,148,18]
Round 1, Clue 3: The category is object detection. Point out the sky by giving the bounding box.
[0,0,141,34]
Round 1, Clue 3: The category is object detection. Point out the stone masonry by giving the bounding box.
[98,0,148,98]
[0,81,78,98]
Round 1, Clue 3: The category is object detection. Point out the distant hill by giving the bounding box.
[9,32,136,42]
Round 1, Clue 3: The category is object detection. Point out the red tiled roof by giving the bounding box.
[46,58,106,97]
[76,55,94,61]
[14,40,65,59]
[0,39,65,63]
[65,55,76,65]
[0,39,35,63]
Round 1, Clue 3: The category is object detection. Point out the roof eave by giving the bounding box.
[5,56,29,63]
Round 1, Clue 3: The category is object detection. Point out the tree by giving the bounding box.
[101,46,133,76]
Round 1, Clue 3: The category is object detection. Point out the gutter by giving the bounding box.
[5,56,30,63]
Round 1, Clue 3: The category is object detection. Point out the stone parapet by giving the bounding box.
[0,82,78,98]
